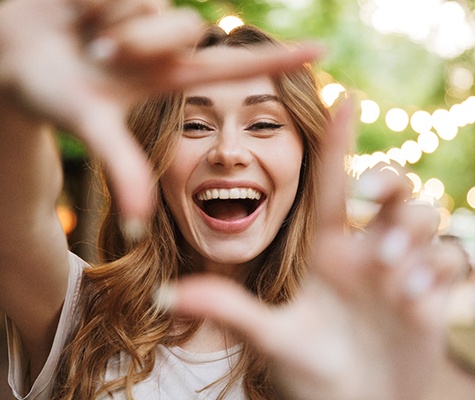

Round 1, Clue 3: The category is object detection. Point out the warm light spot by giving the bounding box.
[439,193,455,212]
[386,147,406,167]
[424,178,445,200]
[406,172,422,193]
[401,140,422,164]
[218,16,244,34]
[369,151,390,168]
[452,96,475,126]
[437,207,452,233]
[467,187,475,209]
[57,205,78,235]
[410,110,432,133]
[432,108,458,140]
[450,67,474,91]
[417,131,439,154]
[360,99,380,123]
[321,83,346,107]
[348,154,372,178]
[385,108,409,132]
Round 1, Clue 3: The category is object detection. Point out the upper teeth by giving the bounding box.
[197,188,262,201]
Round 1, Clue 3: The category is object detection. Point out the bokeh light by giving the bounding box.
[321,83,346,107]
[360,99,380,123]
[467,187,475,209]
[406,172,422,193]
[417,131,439,154]
[401,140,422,164]
[410,110,432,133]
[385,108,409,132]
[424,178,445,200]
[218,16,244,34]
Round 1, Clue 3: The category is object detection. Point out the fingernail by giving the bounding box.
[378,228,411,267]
[153,283,178,311]
[120,217,147,243]
[88,36,118,62]
[405,267,435,298]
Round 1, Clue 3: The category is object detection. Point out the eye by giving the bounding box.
[246,121,284,137]
[182,121,213,137]
[247,121,284,131]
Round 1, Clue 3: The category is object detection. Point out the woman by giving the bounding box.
[0,0,459,399]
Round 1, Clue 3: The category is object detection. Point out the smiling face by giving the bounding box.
[161,76,303,277]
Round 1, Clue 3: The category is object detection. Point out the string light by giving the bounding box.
[320,81,474,209]
[406,172,422,193]
[410,110,432,133]
[417,131,439,153]
[468,187,475,209]
[385,108,409,132]
[321,83,346,107]
[401,140,422,164]
[218,16,244,34]
[360,99,380,123]
[425,178,445,200]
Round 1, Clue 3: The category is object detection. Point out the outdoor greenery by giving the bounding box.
[60,0,475,210]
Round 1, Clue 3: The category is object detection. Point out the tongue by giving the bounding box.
[205,201,249,221]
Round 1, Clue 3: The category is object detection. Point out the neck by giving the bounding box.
[178,319,240,353]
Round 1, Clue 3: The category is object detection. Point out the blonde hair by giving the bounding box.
[53,25,329,399]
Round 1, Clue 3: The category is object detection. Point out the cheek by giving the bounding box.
[161,141,199,195]
[271,138,304,191]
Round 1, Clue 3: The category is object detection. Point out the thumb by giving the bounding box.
[169,275,276,352]
[74,101,155,223]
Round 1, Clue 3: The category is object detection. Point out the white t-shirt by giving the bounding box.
[6,252,246,400]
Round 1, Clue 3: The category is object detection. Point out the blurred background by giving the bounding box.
[2,0,475,398]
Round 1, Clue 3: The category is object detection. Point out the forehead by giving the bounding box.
[185,76,277,102]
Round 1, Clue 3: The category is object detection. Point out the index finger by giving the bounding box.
[317,98,355,231]
[172,43,325,89]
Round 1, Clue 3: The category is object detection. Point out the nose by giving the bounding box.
[207,129,253,169]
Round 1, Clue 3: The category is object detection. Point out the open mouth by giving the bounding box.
[195,188,265,221]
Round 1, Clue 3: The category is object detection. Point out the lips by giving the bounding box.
[194,186,265,223]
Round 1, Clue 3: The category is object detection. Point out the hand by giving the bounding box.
[166,100,461,400]
[0,0,322,221]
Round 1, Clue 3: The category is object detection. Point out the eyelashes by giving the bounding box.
[183,121,284,134]
[247,122,284,131]
[183,121,211,132]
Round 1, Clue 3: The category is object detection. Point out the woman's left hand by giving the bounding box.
[166,100,460,400]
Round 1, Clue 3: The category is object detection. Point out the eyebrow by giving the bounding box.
[185,96,213,107]
[184,94,281,108]
[243,94,281,106]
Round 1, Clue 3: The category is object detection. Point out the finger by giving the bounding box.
[168,275,277,353]
[428,240,468,286]
[74,0,168,26]
[385,240,461,329]
[372,202,439,271]
[169,43,325,90]
[317,98,355,230]
[356,167,413,230]
[74,100,155,224]
[92,8,203,62]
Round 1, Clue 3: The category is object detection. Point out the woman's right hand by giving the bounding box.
[0,0,322,222]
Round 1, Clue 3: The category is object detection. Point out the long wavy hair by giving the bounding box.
[52,25,329,399]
